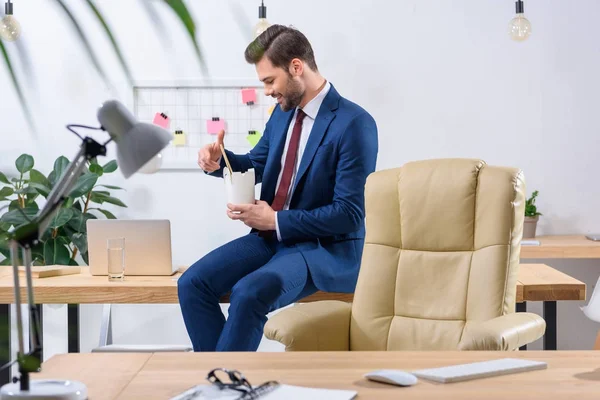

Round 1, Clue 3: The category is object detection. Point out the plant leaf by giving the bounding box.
[0,207,37,226]
[102,160,118,174]
[89,163,103,176]
[84,0,133,86]
[53,0,110,87]
[52,156,70,186]
[67,209,96,234]
[94,208,116,219]
[91,193,127,208]
[8,200,20,211]
[0,187,14,198]
[71,232,88,255]
[43,238,71,265]
[24,200,39,212]
[163,0,206,75]
[15,154,34,174]
[29,169,50,187]
[82,251,89,265]
[27,182,50,198]
[68,173,98,199]
[0,39,36,134]
[95,184,124,191]
[50,208,74,229]
[0,173,9,185]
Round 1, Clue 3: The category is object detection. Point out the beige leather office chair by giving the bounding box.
[265,159,546,351]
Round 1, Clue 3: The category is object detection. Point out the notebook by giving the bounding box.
[170,384,357,400]
[412,358,547,383]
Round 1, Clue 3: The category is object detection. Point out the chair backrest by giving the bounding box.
[349,159,525,351]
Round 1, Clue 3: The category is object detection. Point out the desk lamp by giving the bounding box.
[0,100,172,399]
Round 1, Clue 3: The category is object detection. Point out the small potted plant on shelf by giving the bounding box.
[524,190,542,238]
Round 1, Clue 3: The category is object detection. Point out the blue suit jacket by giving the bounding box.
[210,84,378,293]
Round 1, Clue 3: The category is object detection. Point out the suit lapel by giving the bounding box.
[291,86,341,195]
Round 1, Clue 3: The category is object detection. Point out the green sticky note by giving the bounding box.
[247,132,262,147]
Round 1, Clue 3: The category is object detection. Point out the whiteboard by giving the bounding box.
[132,79,276,170]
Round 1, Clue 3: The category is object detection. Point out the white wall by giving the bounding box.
[2,0,600,358]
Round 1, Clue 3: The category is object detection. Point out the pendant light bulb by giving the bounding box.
[1,0,21,42]
[253,0,270,39]
[509,0,531,42]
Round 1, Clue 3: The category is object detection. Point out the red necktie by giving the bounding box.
[271,109,307,211]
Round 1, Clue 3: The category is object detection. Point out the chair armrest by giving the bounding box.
[264,300,352,351]
[458,312,546,351]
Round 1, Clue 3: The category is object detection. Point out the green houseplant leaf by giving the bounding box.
[68,173,98,199]
[102,160,118,174]
[92,208,116,219]
[89,164,103,176]
[525,190,542,217]
[15,154,34,174]
[71,233,88,255]
[0,187,14,199]
[0,172,9,185]
[49,208,74,229]
[164,0,206,74]
[0,207,37,226]
[29,169,50,187]
[43,237,71,265]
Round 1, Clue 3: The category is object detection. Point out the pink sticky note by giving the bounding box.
[152,112,170,129]
[206,119,225,135]
[241,88,257,105]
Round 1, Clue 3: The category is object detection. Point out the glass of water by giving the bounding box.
[107,238,125,281]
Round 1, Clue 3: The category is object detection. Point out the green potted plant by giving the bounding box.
[524,190,542,238]
[0,153,126,266]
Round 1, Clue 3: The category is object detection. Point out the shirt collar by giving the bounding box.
[298,80,331,120]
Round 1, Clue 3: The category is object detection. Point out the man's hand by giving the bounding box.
[198,129,225,172]
[227,200,276,231]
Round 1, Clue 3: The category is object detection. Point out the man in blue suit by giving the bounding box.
[178,25,378,352]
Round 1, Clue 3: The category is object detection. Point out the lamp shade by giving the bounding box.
[97,100,172,178]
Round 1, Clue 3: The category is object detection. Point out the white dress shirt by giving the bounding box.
[274,81,331,241]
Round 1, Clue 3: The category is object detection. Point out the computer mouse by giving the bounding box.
[364,369,418,386]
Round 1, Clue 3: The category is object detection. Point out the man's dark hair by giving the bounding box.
[244,24,318,72]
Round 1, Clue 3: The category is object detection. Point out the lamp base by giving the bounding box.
[0,380,87,399]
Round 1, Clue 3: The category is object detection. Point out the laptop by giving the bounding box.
[87,219,177,276]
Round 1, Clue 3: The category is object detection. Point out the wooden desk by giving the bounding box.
[0,264,584,304]
[32,351,600,399]
[520,235,600,258]
[0,264,585,385]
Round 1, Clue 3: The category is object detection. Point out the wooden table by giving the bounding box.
[0,263,585,385]
[520,235,600,258]
[31,351,600,399]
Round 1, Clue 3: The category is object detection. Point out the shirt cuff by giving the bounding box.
[275,211,282,241]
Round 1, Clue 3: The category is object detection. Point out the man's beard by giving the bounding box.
[279,76,304,112]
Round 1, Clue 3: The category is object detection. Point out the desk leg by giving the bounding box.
[516,302,527,351]
[543,301,557,350]
[68,304,79,353]
[0,304,10,385]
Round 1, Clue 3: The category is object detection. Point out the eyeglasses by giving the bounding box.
[206,368,279,399]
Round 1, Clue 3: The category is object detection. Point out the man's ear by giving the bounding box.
[289,58,304,77]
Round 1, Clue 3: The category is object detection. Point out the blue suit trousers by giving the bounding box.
[177,233,318,351]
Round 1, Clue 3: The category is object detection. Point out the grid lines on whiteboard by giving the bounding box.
[133,85,274,169]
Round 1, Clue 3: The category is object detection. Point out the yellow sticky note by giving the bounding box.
[173,130,186,146]
[247,131,262,147]
[267,105,275,116]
